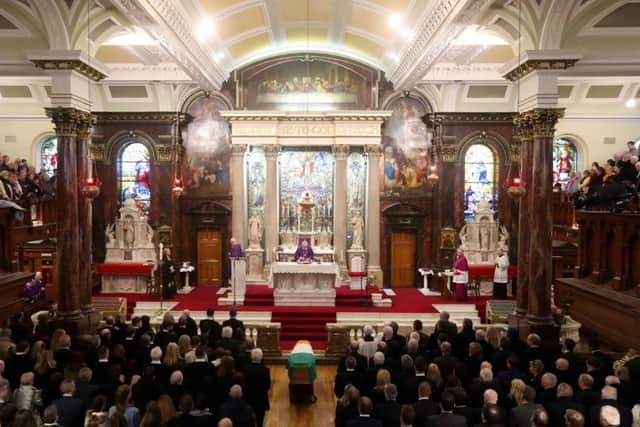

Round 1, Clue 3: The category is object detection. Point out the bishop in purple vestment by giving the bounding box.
[294,239,314,262]
[229,237,244,258]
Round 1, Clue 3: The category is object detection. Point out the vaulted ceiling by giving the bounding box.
[0,0,638,92]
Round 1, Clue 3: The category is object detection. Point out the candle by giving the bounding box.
[159,242,163,262]
[512,177,522,187]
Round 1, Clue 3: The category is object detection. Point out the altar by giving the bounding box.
[270,262,339,306]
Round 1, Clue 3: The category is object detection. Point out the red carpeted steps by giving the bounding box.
[271,309,336,350]
[244,286,274,306]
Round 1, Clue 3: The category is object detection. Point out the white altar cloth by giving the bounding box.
[270,262,339,306]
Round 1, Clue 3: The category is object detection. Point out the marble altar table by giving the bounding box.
[96,262,155,293]
[270,262,339,306]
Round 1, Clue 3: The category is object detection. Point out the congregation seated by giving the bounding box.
[333,317,640,427]
[0,306,270,427]
[0,154,54,202]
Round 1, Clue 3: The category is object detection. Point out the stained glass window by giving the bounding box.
[39,136,58,177]
[553,138,578,185]
[118,143,151,216]
[464,144,497,221]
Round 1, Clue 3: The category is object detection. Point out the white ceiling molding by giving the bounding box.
[103,63,193,83]
[421,63,504,82]
[388,0,493,90]
[577,0,640,36]
[111,0,227,91]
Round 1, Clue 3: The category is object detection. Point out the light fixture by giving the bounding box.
[401,29,413,41]
[427,165,439,186]
[197,17,214,40]
[507,176,526,201]
[172,111,184,197]
[104,31,158,46]
[213,52,224,63]
[81,2,100,201]
[625,98,637,108]
[389,14,402,28]
[451,25,508,46]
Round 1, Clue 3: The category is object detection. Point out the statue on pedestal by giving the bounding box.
[248,214,262,249]
[123,217,135,249]
[458,200,509,264]
[104,197,158,263]
[105,224,116,249]
[351,211,364,249]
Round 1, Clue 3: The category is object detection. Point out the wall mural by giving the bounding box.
[347,152,366,245]
[278,151,335,230]
[246,61,368,110]
[246,148,266,236]
[184,96,230,195]
[382,97,430,196]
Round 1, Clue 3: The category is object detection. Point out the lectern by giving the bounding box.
[230,257,246,305]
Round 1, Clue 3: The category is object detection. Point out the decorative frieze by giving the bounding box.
[31,59,108,81]
[94,112,190,124]
[503,59,580,82]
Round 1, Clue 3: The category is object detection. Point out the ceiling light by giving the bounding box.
[452,25,508,46]
[401,29,413,41]
[626,99,637,108]
[213,52,224,63]
[389,14,402,28]
[198,17,214,40]
[104,31,158,46]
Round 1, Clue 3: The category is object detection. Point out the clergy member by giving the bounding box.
[452,246,469,301]
[294,239,314,263]
[162,247,176,299]
[229,237,244,258]
[493,247,509,298]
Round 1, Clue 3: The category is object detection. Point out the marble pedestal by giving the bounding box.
[245,248,264,283]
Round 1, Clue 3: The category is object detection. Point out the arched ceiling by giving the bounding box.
[0,0,637,91]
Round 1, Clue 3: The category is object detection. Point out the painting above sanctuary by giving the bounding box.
[382,97,430,196]
[246,60,368,110]
[184,96,230,196]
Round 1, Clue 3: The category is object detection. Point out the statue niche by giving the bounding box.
[105,197,157,262]
[459,200,509,264]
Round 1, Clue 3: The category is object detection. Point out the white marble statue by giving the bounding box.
[248,214,262,249]
[351,211,364,249]
[123,217,135,248]
[146,223,154,245]
[104,197,157,263]
[459,200,509,264]
[105,223,116,248]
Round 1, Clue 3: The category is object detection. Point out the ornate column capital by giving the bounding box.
[503,58,579,82]
[513,113,534,142]
[520,108,565,139]
[46,107,93,137]
[231,144,247,157]
[89,144,105,161]
[433,145,459,163]
[263,144,279,159]
[332,144,350,159]
[365,144,383,157]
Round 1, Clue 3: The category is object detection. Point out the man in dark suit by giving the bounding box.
[243,348,270,427]
[522,334,550,371]
[91,346,112,386]
[537,373,558,406]
[414,381,440,427]
[475,403,507,427]
[575,374,599,409]
[347,397,382,427]
[435,312,458,341]
[586,386,632,427]
[219,385,256,427]
[510,386,542,427]
[199,308,222,344]
[338,341,369,374]
[335,357,365,398]
[52,380,85,427]
[373,384,401,427]
[184,347,215,395]
[427,392,467,427]
[4,341,32,390]
[161,247,176,298]
[0,378,17,427]
[433,342,459,381]
[74,368,100,409]
[546,383,585,427]
[222,307,244,332]
[399,356,427,404]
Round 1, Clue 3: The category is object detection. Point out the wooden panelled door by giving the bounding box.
[391,231,417,288]
[197,230,222,286]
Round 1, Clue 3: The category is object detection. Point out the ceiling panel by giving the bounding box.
[227,32,271,58]
[364,0,412,13]
[95,46,140,63]
[285,28,329,44]
[349,5,392,39]
[343,32,385,58]
[199,0,247,16]
[216,6,265,40]
[280,0,330,22]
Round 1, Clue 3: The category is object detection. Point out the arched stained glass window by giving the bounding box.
[553,138,578,185]
[39,136,58,177]
[464,144,497,221]
[117,143,151,216]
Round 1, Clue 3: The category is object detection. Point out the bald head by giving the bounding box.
[483,389,498,405]
[218,418,233,427]
[555,358,569,371]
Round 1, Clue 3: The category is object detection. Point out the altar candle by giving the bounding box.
[159,242,163,262]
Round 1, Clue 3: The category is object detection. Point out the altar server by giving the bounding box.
[493,247,509,298]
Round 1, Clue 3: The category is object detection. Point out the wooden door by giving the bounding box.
[197,230,222,286]
[391,231,416,288]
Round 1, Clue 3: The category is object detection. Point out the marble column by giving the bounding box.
[76,117,95,315]
[526,108,564,325]
[46,107,90,320]
[365,145,383,285]
[513,115,532,319]
[263,145,278,267]
[231,144,247,248]
[333,145,349,270]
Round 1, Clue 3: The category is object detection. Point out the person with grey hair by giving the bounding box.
[372,383,400,426]
[469,367,495,408]
[600,405,621,427]
[433,341,458,380]
[244,348,270,427]
[539,372,558,405]
[363,352,386,395]
[219,384,256,427]
[547,383,585,427]
[166,370,185,408]
[588,386,632,427]
[576,373,599,409]
[510,386,541,427]
[52,380,84,427]
[358,325,379,365]
[215,326,240,356]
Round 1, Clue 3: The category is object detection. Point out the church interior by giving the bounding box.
[1,0,640,426]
